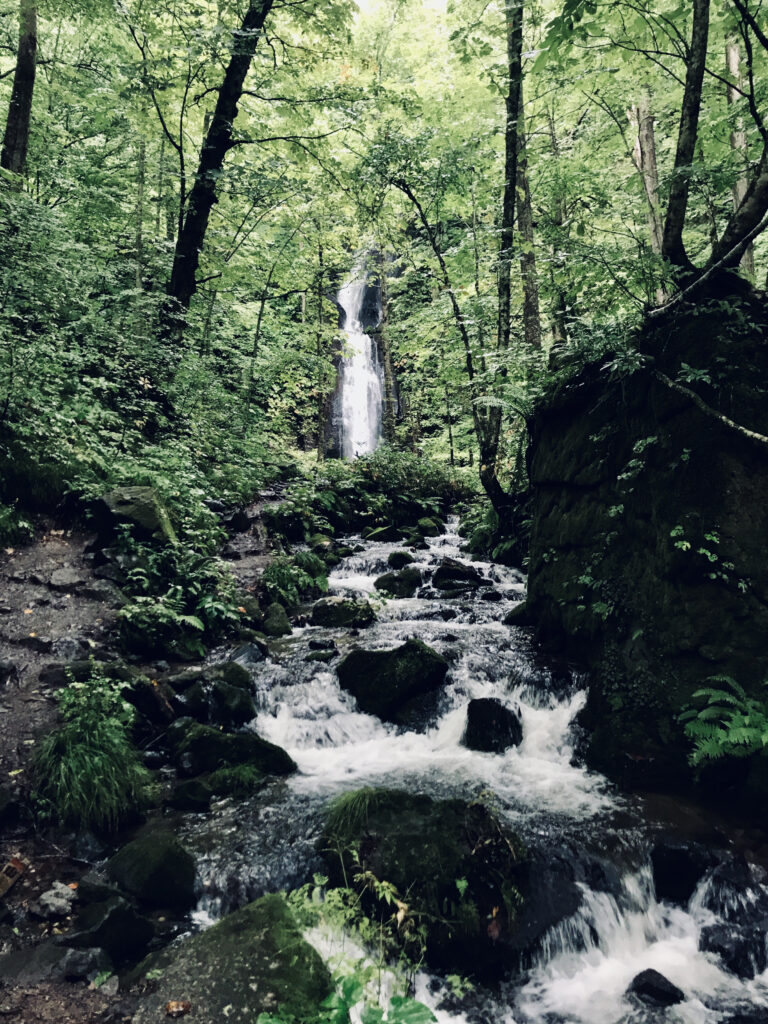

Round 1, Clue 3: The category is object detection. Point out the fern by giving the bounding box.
[680,676,768,766]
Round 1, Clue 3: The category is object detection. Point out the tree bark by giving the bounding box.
[661,0,710,269]
[726,40,754,279]
[516,80,541,351]
[166,0,274,316]
[1,0,37,176]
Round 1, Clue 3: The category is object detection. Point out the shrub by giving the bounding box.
[262,554,327,609]
[31,661,152,831]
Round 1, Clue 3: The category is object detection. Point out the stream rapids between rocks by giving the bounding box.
[180,521,768,1024]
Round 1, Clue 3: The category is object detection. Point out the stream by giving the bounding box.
[184,521,768,1024]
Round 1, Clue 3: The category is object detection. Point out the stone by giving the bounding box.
[700,921,768,978]
[364,525,401,543]
[173,722,296,777]
[98,486,178,545]
[0,941,110,985]
[462,698,523,753]
[31,881,77,919]
[181,679,256,729]
[481,590,504,603]
[337,638,449,726]
[432,556,484,592]
[650,839,715,906]
[63,895,154,964]
[311,597,375,629]
[131,895,331,1024]
[374,567,422,598]
[107,830,197,911]
[627,969,685,1007]
[263,602,292,637]
[0,660,17,686]
[305,650,336,663]
[229,641,267,671]
[170,777,214,812]
[503,601,535,626]
[388,550,415,570]
[49,566,87,591]
[417,516,444,537]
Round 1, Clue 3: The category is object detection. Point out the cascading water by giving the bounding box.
[184,522,768,1024]
[337,272,384,459]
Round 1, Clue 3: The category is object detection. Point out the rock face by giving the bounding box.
[523,286,768,785]
[627,968,684,1007]
[374,567,422,598]
[107,830,197,910]
[462,698,523,753]
[98,486,178,545]
[132,895,332,1024]
[311,597,375,628]
[337,638,448,726]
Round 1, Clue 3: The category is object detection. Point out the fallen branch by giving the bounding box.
[653,369,768,449]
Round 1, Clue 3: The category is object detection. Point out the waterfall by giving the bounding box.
[337,272,384,459]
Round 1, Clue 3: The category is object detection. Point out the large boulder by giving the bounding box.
[388,550,415,570]
[374,567,422,598]
[62,894,154,964]
[131,895,332,1024]
[173,722,296,777]
[311,597,375,628]
[462,698,522,753]
[432,557,484,593]
[700,921,768,978]
[98,486,178,545]
[336,638,448,726]
[107,830,197,911]
[627,968,684,1007]
[322,788,525,979]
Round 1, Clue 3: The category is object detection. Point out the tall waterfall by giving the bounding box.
[337,273,384,459]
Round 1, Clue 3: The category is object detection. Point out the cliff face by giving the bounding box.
[524,283,768,788]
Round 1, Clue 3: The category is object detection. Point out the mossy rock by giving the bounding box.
[365,525,401,543]
[322,788,525,979]
[374,567,422,598]
[208,764,264,798]
[417,516,444,537]
[173,722,296,777]
[181,679,256,729]
[336,638,448,726]
[263,602,292,637]
[433,556,484,592]
[106,830,197,911]
[63,894,154,965]
[311,597,375,628]
[170,777,213,812]
[388,550,415,570]
[99,486,178,546]
[309,534,334,551]
[132,895,332,1024]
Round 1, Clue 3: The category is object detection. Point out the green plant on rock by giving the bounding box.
[680,677,768,765]
[31,661,153,831]
[262,554,327,608]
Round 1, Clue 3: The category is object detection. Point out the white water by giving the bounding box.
[188,522,768,1023]
[337,272,383,459]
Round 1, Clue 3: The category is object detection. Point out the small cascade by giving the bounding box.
[337,271,384,459]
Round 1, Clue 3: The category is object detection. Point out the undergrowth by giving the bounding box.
[680,676,768,765]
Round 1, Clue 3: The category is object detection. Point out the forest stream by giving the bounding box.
[175,521,768,1024]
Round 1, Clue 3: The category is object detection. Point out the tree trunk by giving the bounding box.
[135,137,146,290]
[661,0,710,269]
[445,384,455,468]
[166,0,274,317]
[316,242,326,462]
[516,80,541,351]
[377,259,397,443]
[631,91,667,302]
[1,0,37,176]
[726,40,754,279]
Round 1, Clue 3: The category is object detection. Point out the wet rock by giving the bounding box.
[173,722,297,777]
[224,509,252,533]
[107,830,197,911]
[169,777,213,813]
[462,698,522,753]
[417,516,444,537]
[131,895,331,1024]
[721,1011,768,1024]
[374,567,422,598]
[97,486,178,545]
[364,525,400,543]
[125,675,179,725]
[75,872,122,907]
[309,534,334,552]
[309,637,336,651]
[323,788,525,979]
[263,602,292,637]
[699,858,768,925]
[388,550,415,570]
[181,678,256,729]
[49,566,87,591]
[481,589,504,602]
[650,839,716,906]
[628,969,684,1007]
[50,636,91,660]
[311,597,375,629]
[503,601,535,627]
[337,638,449,726]
[700,921,768,978]
[63,894,154,964]
[433,557,484,593]
[30,881,77,919]
[0,941,110,984]
[229,641,267,670]
[0,660,17,686]
[305,650,336,664]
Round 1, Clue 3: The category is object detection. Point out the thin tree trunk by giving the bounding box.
[631,91,666,302]
[445,384,455,468]
[547,107,570,350]
[1,0,37,176]
[135,137,146,290]
[726,40,754,279]
[316,242,325,462]
[662,0,710,269]
[516,80,541,351]
[166,0,274,319]
[378,259,397,443]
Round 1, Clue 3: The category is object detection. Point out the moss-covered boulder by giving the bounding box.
[132,895,332,1024]
[263,602,292,637]
[170,777,214,812]
[181,678,256,729]
[374,567,422,598]
[336,638,448,726]
[388,550,415,570]
[432,556,484,593]
[311,597,375,628]
[98,486,178,545]
[322,788,525,978]
[364,524,401,542]
[173,722,296,777]
[107,830,197,910]
[417,516,444,537]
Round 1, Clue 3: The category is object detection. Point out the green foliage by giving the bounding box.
[31,661,152,831]
[0,503,33,546]
[208,764,263,797]
[325,787,386,840]
[680,677,768,765]
[262,553,328,609]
